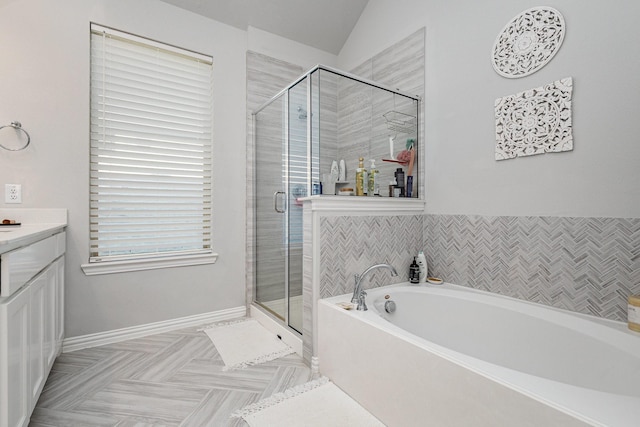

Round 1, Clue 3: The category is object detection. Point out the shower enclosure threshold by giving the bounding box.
[250,303,303,357]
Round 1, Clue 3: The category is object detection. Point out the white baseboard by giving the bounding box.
[311,356,320,377]
[63,306,246,353]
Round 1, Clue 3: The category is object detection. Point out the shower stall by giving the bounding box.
[252,65,419,334]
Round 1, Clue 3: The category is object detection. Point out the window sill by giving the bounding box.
[81,252,219,276]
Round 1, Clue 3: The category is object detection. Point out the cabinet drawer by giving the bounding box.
[0,232,64,298]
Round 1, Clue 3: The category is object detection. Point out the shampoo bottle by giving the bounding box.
[368,159,378,196]
[416,251,428,282]
[395,168,405,197]
[355,157,367,196]
[409,257,420,284]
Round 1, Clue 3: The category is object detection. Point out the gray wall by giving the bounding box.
[324,1,640,323]
[4,0,637,338]
[340,0,640,218]
[0,0,249,337]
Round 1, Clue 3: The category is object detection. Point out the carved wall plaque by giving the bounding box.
[495,77,573,160]
[492,7,565,78]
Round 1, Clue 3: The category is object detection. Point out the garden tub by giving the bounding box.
[318,282,640,426]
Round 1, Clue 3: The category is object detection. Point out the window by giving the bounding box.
[83,24,216,275]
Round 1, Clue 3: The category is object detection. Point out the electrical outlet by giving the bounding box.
[5,184,22,204]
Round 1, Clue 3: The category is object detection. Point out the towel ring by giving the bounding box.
[0,121,31,151]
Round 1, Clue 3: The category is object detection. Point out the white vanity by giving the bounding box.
[0,209,67,427]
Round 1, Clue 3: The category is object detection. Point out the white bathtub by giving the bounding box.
[318,282,640,426]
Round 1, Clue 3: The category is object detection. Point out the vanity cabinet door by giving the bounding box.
[43,265,57,371]
[27,264,58,413]
[0,285,31,427]
[28,272,46,412]
[0,230,66,427]
[54,257,64,352]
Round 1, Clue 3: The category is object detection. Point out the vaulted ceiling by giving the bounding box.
[158,0,369,54]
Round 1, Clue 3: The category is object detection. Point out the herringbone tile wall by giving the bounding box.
[318,213,639,322]
[319,215,424,298]
[424,214,640,322]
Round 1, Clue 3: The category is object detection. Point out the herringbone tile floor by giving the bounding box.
[29,321,311,427]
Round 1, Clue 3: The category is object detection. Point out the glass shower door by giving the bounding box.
[286,78,308,333]
[253,77,307,334]
[254,94,287,321]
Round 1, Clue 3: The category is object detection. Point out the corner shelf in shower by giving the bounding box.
[383,110,417,134]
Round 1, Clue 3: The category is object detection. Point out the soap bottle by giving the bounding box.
[395,167,405,197]
[355,157,367,196]
[416,250,428,282]
[409,257,420,284]
[368,159,378,196]
[388,179,396,197]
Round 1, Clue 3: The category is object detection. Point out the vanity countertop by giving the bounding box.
[0,209,67,254]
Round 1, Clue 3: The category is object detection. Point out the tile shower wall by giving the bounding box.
[306,29,425,360]
[314,70,339,183]
[341,28,425,198]
[319,215,423,298]
[424,214,640,322]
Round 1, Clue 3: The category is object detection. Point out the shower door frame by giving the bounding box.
[252,83,305,334]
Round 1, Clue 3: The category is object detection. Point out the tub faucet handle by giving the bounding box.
[351,274,361,304]
[357,290,368,311]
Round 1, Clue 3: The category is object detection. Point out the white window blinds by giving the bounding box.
[90,24,213,262]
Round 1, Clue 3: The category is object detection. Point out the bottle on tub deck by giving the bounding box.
[416,250,428,282]
[409,257,420,284]
[355,157,367,196]
[629,295,640,332]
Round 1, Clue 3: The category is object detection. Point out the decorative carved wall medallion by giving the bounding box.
[492,7,565,78]
[495,77,572,161]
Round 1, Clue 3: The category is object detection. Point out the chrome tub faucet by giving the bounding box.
[351,263,398,311]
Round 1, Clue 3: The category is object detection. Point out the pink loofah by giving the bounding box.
[396,149,412,163]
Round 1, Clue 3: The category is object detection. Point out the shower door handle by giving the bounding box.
[274,191,287,213]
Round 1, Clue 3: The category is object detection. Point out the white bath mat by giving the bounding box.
[231,377,385,427]
[201,318,294,370]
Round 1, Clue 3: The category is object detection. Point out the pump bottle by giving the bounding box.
[355,157,367,196]
[368,159,378,196]
[416,251,428,282]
